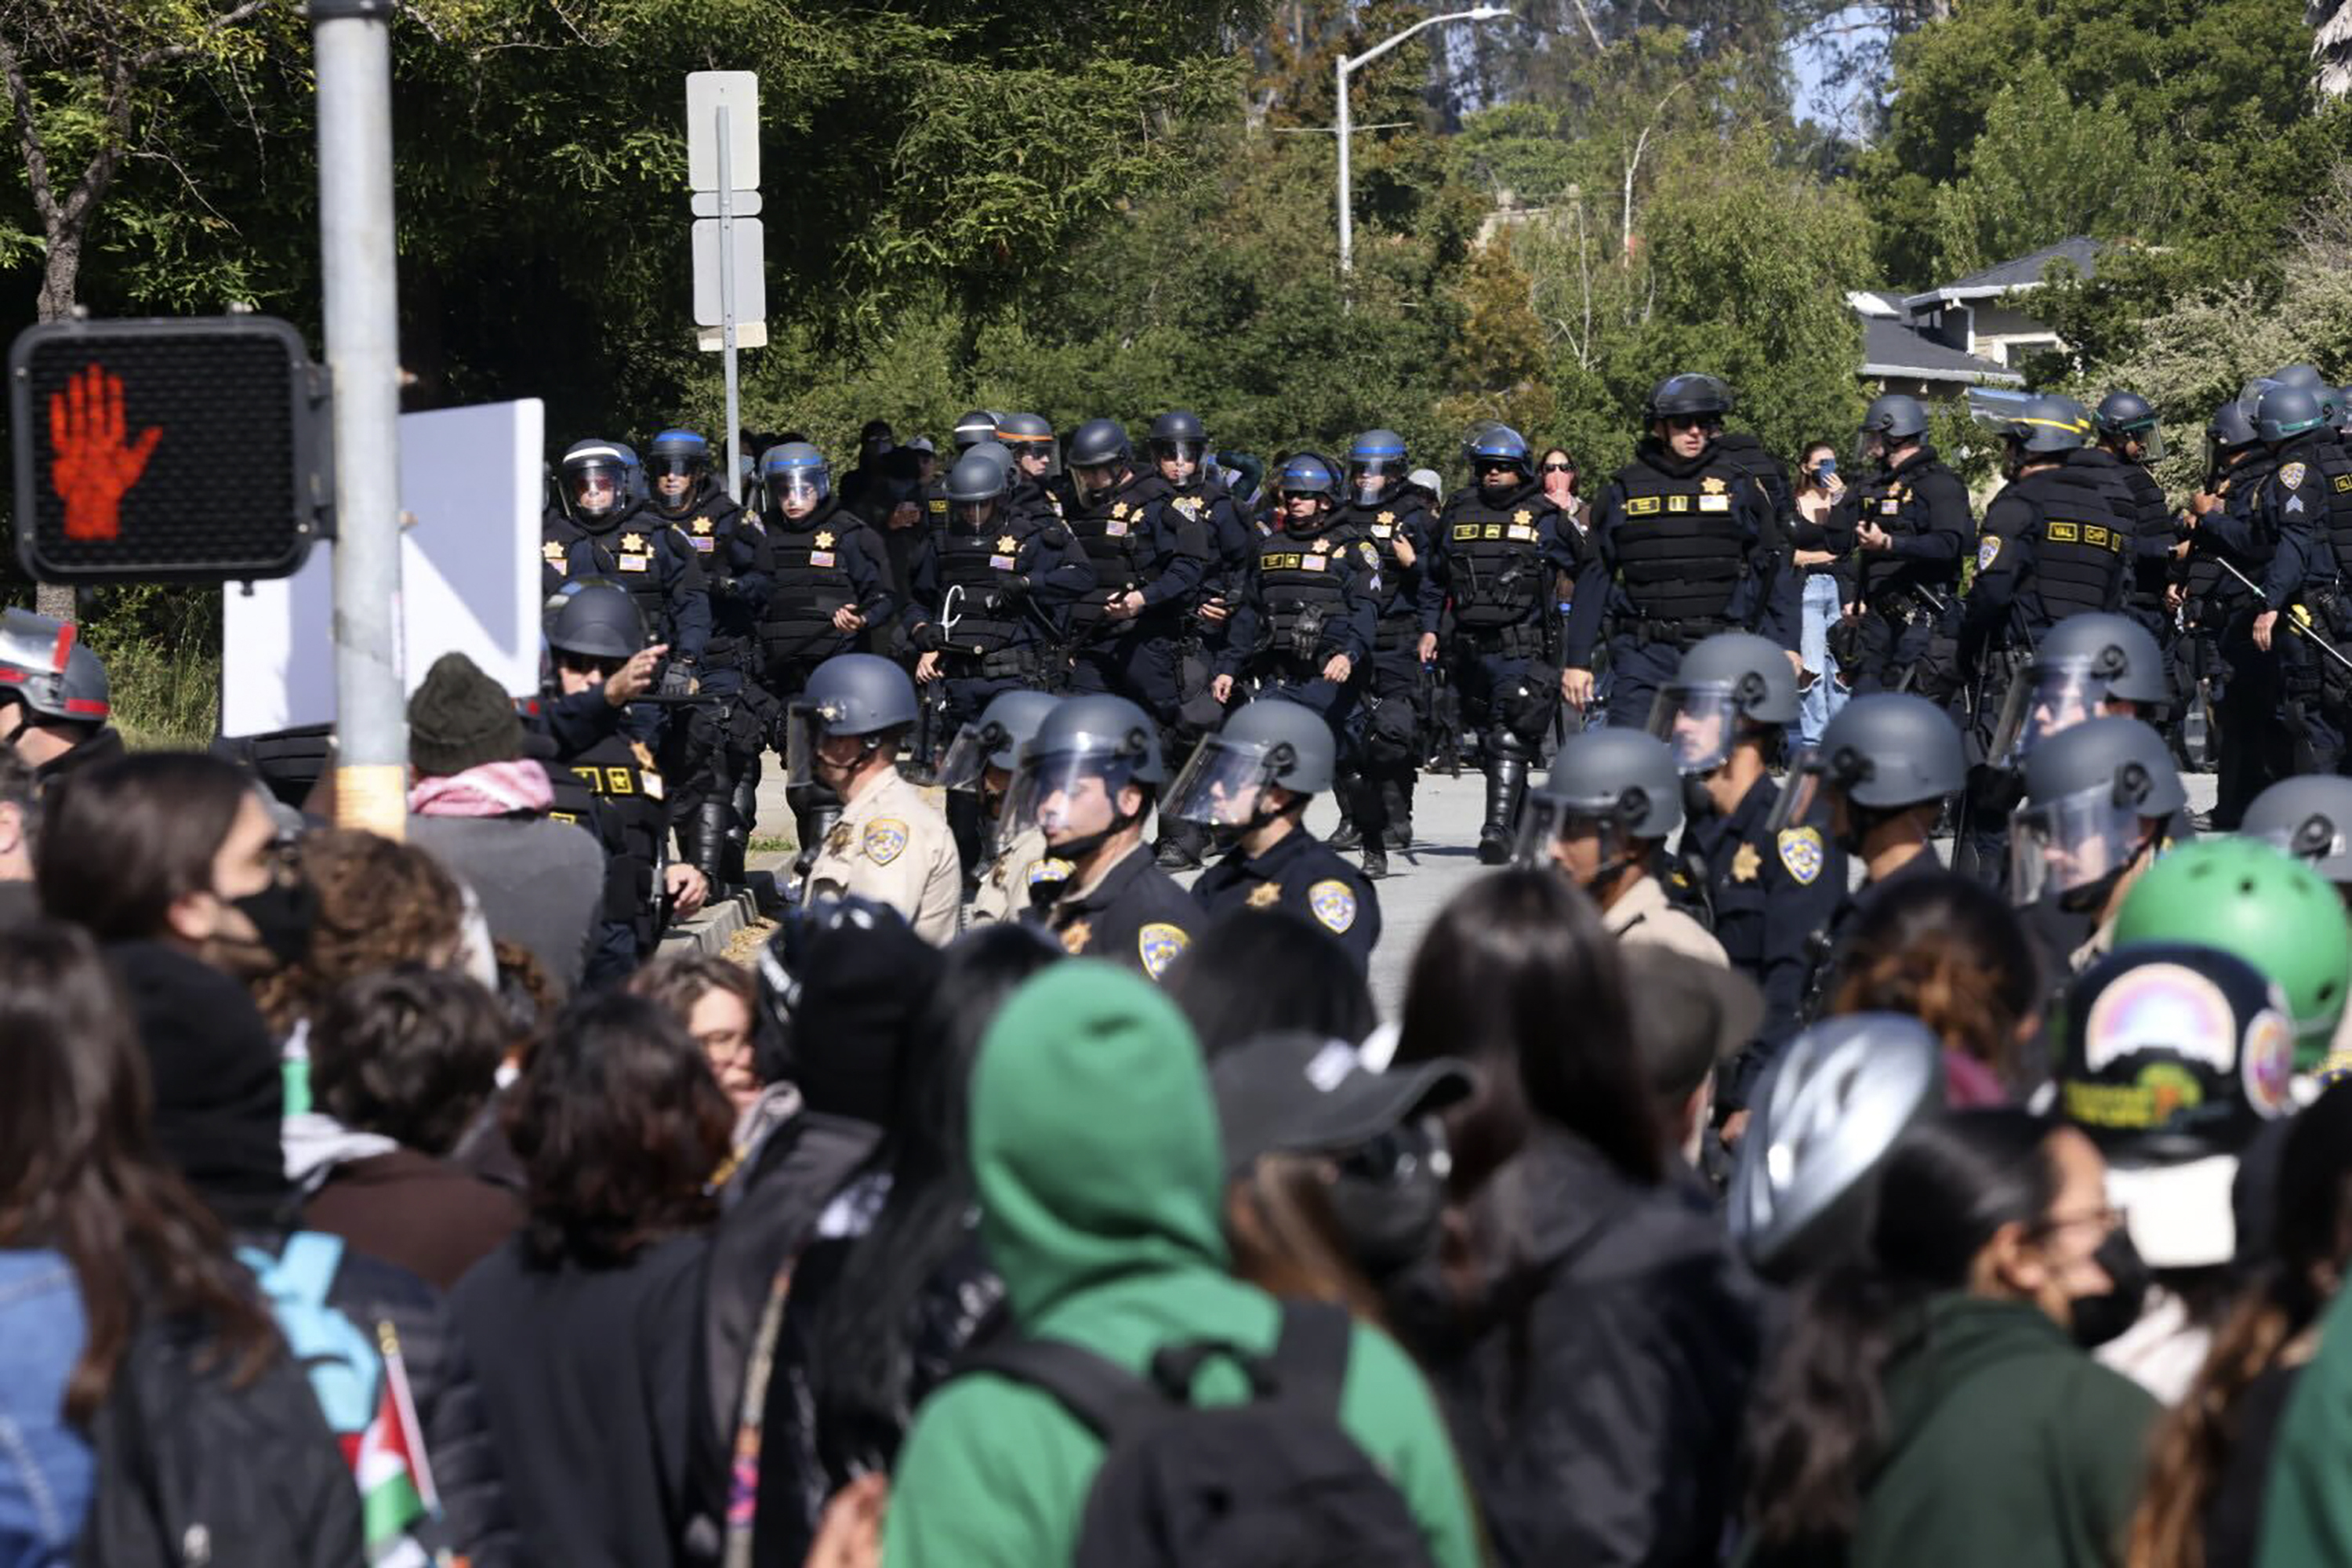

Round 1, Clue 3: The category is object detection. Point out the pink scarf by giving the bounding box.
[408,759,555,818]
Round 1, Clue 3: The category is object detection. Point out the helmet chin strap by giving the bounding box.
[1049,798,1147,868]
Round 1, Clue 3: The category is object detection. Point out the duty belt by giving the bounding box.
[1623,615,1730,649]
[1866,585,1936,626]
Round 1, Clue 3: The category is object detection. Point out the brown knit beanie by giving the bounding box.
[408,652,523,778]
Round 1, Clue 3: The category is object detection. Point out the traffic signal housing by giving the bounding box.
[9,314,332,583]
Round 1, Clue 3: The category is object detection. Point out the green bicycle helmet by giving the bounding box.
[2113,838,2352,1070]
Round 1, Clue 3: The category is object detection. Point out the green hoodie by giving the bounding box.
[883,960,1483,1568]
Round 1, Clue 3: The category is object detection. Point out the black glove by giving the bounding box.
[996,573,1031,603]
[658,661,699,700]
[912,622,946,653]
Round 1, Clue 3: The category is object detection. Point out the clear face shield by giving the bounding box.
[1151,437,1207,487]
[1990,659,2111,768]
[950,494,1003,533]
[1509,796,1636,882]
[567,459,626,521]
[766,466,830,518]
[1073,460,1124,505]
[1646,682,1742,776]
[937,719,1003,793]
[2009,782,2149,907]
[2119,422,2166,463]
[1853,426,1889,469]
[1347,455,1406,507]
[1161,735,1292,828]
[648,456,703,517]
[1765,750,1832,838]
[1004,748,1145,851]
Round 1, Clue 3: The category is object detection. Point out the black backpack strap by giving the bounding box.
[956,1337,1167,1443]
[1270,1300,1354,1415]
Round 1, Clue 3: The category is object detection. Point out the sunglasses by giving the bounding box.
[1661,416,1708,432]
[1541,462,1575,474]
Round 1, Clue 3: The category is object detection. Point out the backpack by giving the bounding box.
[958,1301,1436,1568]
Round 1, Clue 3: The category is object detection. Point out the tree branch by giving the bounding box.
[129,0,268,72]
[0,27,58,226]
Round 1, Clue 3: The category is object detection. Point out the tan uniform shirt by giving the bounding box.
[801,768,962,945]
[1604,875,1730,967]
[967,826,1071,926]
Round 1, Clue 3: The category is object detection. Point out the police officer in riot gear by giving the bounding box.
[953,409,1004,455]
[2090,392,2180,662]
[1653,631,1844,1108]
[1173,698,1382,968]
[2009,714,2186,970]
[539,582,708,985]
[754,442,897,708]
[1987,611,2170,768]
[2251,381,2352,776]
[942,688,1065,925]
[1516,728,1726,963]
[1825,393,1973,695]
[2180,395,2277,826]
[1563,373,1797,731]
[1418,424,1581,863]
[996,412,1075,527]
[1147,409,1255,866]
[906,449,1095,873]
[1214,453,1384,874]
[1002,693,1201,978]
[545,439,712,679]
[1327,428,1437,861]
[784,652,962,943]
[0,609,122,783]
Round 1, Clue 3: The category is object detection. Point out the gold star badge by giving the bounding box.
[1059,917,1092,956]
[1731,842,1762,883]
[826,820,853,856]
[1247,882,1282,909]
[692,517,713,534]
[1311,536,1331,554]
[1513,509,1532,526]
[996,534,1018,554]
[1110,503,1130,521]
[1701,477,1728,495]
[1377,510,1396,526]
[814,530,835,549]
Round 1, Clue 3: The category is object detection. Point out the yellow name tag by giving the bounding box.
[2047,521,2082,543]
[1624,496,1662,516]
[1453,524,1480,541]
[1265,553,1302,570]
[1667,495,1690,513]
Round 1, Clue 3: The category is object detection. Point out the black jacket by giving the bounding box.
[1411,1127,1761,1568]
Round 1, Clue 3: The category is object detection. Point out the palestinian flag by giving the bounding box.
[352,1320,447,1568]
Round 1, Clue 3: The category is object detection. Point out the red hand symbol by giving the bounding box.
[49,363,162,542]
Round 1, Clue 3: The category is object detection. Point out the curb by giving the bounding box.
[656,887,763,957]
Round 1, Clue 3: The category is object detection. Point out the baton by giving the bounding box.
[2212,558,2352,675]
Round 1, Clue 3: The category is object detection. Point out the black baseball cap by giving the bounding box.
[1210,1031,1476,1177]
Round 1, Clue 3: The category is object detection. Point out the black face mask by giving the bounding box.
[1325,1120,1449,1280]
[1682,773,1719,822]
[2068,1227,2152,1350]
[231,878,319,969]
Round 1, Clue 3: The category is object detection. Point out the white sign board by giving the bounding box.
[686,71,760,192]
[690,189,763,217]
[220,398,545,736]
[697,321,769,351]
[692,216,766,327]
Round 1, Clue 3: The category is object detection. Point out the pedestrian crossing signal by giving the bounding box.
[9,314,331,583]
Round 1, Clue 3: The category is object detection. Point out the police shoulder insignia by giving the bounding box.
[1138,921,1189,980]
[1777,827,1825,886]
[2281,462,2309,492]
[863,818,909,866]
[1359,542,1380,568]
[1247,880,1282,909]
[1308,879,1359,935]
[1977,535,2002,572]
[1029,857,1073,886]
[1730,843,1761,884]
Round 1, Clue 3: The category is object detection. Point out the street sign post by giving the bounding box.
[686,71,761,504]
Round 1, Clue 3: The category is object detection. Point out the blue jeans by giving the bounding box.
[1795,573,1848,750]
[0,1250,91,1568]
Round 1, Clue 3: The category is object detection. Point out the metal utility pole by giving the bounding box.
[1337,6,1509,279]
[688,72,764,504]
[312,0,408,838]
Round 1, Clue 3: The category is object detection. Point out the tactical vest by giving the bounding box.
[1609,457,1747,623]
[2008,470,2127,625]
[1255,528,1355,668]
[669,494,752,662]
[544,731,666,938]
[1340,500,1425,650]
[1065,479,1157,631]
[1853,459,1962,605]
[759,506,861,659]
[2275,437,2352,585]
[1444,488,1553,631]
[547,515,673,641]
[932,518,1040,656]
[2114,463,2174,610]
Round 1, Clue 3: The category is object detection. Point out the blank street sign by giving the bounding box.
[686,71,760,193]
[691,216,765,328]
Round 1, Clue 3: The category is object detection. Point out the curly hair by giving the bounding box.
[1827,869,2041,1085]
[311,967,508,1156]
[255,829,466,1034]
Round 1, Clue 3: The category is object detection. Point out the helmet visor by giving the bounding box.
[2252,817,2352,869]
[937,721,994,793]
[2125,423,2167,463]
[782,702,825,791]
[1991,661,2109,766]
[1348,455,1407,507]
[767,466,829,511]
[648,456,702,517]
[951,495,1003,532]
[1647,682,1742,776]
[1151,437,1208,478]
[1161,735,1287,826]
[1765,749,1828,838]
[568,459,626,519]
[1509,795,1635,873]
[2009,782,2145,906]
[1004,750,1145,847]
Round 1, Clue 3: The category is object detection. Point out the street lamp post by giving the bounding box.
[1336,5,1508,278]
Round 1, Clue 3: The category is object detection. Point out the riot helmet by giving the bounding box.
[1149,410,1210,484]
[784,652,920,796]
[2207,395,2262,479]
[545,579,648,664]
[996,412,1058,474]
[2244,775,2352,885]
[940,688,1061,793]
[1346,429,1410,507]
[2094,390,2165,462]
[1646,373,1735,424]
[560,440,633,524]
[1514,728,1682,891]
[1773,693,1965,841]
[953,410,1004,452]
[760,442,832,518]
[1727,1012,1945,1283]
[1163,698,1337,837]
[1463,423,1534,488]
[1857,393,1929,466]
[2008,717,2183,909]
[0,609,110,729]
[1650,632,1800,778]
[1990,612,2169,765]
[2256,383,2328,445]
[1002,693,1166,862]
[1969,390,2089,472]
[1273,452,1343,534]
[2272,364,2328,393]
[645,428,711,518]
[944,450,1008,532]
[1065,419,1132,503]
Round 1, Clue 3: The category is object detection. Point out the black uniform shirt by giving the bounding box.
[1025,841,1203,982]
[1193,824,1381,969]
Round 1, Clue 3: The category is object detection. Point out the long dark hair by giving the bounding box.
[1744,1109,2063,1550]
[0,920,281,1420]
[2128,1081,2352,1568]
[1828,870,2042,1086]
[1393,869,1657,1195]
[37,752,255,942]
[1167,909,1377,1057]
[506,993,735,1269]
[803,924,1060,1461]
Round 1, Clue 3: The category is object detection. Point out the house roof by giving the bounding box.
[1859,317,2024,386]
[1846,289,1904,318]
[1903,237,2103,309]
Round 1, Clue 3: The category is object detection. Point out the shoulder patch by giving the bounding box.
[1308,878,1359,935]
[1976,535,2002,572]
[1777,826,1825,886]
[862,818,909,866]
[1138,921,1190,981]
[1359,541,1380,569]
[2281,462,2308,492]
[1029,856,1074,887]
